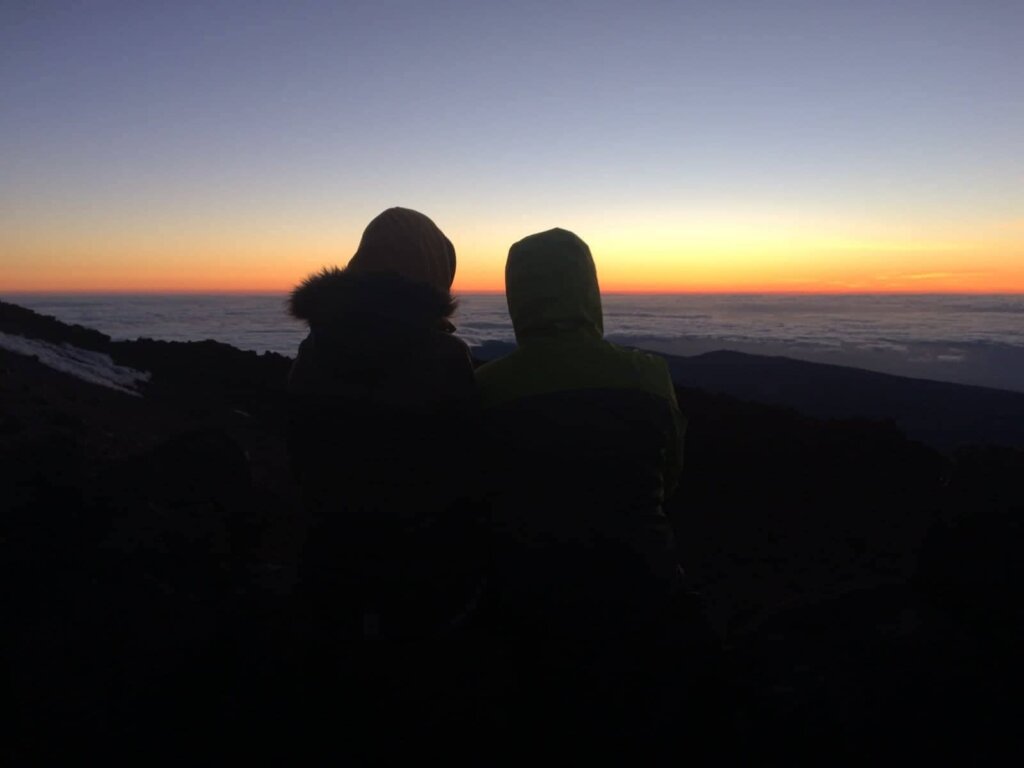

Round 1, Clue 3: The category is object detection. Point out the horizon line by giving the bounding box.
[4,288,1024,297]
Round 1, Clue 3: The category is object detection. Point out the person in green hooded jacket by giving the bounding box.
[476,227,687,633]
[474,228,703,757]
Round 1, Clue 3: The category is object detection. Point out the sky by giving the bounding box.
[2,0,1022,293]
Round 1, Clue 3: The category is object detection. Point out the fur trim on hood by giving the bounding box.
[288,266,457,331]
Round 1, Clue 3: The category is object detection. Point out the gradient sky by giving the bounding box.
[2,0,1022,293]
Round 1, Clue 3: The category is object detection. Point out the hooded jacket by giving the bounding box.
[475,228,686,628]
[286,209,481,640]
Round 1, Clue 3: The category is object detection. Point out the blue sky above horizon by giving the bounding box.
[2,0,1022,292]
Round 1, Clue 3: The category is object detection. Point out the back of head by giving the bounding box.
[505,228,604,343]
[347,207,456,293]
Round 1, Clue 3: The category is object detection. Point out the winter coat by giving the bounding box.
[287,266,483,640]
[475,228,687,630]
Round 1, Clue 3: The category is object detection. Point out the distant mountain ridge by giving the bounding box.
[664,349,1024,452]
[473,339,1024,451]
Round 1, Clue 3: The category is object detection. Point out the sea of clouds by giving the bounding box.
[8,293,1024,393]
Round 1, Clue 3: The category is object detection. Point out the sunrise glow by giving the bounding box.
[2,2,1021,295]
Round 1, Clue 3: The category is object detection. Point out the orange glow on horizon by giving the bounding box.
[3,214,1022,295]
[6,276,1023,295]
[5,268,1024,295]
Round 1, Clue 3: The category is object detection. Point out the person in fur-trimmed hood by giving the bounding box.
[286,208,484,652]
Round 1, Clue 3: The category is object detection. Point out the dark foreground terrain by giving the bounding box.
[2,299,1022,764]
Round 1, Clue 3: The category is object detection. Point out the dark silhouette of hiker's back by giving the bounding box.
[475,228,711,760]
[284,208,485,761]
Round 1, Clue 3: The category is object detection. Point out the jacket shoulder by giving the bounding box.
[604,342,676,398]
[476,339,676,408]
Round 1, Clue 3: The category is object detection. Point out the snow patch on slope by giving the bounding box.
[0,332,150,396]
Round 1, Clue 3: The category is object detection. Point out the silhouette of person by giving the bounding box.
[477,227,686,624]
[286,207,484,649]
[475,227,693,757]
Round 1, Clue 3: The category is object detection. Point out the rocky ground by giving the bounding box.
[2,298,1022,764]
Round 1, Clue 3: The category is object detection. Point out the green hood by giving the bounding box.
[505,228,604,344]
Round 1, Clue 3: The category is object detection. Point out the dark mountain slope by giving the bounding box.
[474,339,1024,451]
[665,349,1024,451]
